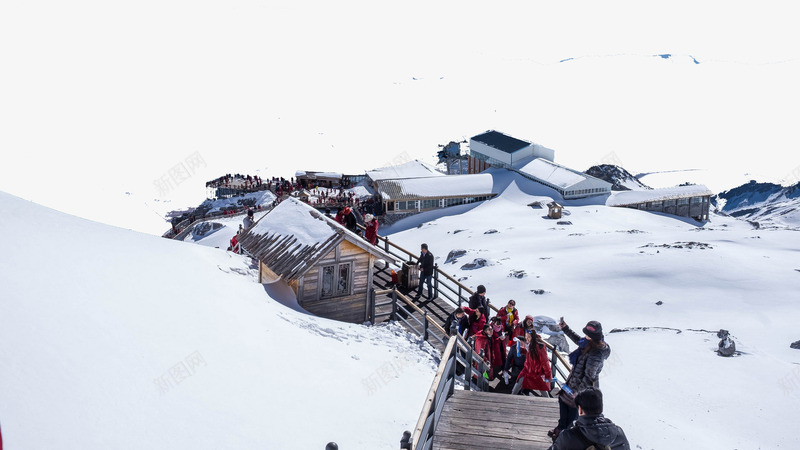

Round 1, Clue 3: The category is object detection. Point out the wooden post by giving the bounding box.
[464,347,473,391]
[423,312,429,342]
[368,289,376,324]
[550,349,558,391]
[433,264,439,300]
[457,285,462,307]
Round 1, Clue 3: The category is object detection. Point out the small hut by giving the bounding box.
[547,201,563,219]
[238,198,398,323]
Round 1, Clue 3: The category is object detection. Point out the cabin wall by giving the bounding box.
[297,240,372,324]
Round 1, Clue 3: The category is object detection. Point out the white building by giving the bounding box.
[468,130,555,173]
[607,185,713,221]
[515,158,612,200]
[376,174,497,215]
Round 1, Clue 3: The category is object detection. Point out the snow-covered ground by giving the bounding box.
[380,169,800,449]
[0,191,438,449]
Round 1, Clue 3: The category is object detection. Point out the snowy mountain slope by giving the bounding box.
[585,164,651,191]
[382,170,800,449]
[0,191,437,450]
[713,180,800,229]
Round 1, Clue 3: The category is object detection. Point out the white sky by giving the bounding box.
[1,1,799,232]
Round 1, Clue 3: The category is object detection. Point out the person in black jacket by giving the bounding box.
[415,243,434,299]
[549,319,611,441]
[444,307,469,337]
[549,387,630,450]
[468,285,489,312]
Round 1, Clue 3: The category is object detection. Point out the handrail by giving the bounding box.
[404,334,491,450]
[409,336,458,450]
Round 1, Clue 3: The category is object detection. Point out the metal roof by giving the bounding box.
[470,130,531,154]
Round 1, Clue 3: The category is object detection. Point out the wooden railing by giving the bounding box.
[400,334,492,450]
[361,227,479,310]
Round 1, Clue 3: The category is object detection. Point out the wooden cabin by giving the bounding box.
[238,198,398,324]
[547,201,563,219]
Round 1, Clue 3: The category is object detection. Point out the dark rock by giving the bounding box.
[717,329,736,357]
[453,229,466,234]
[557,221,573,225]
[444,249,467,264]
[509,270,526,279]
[656,301,663,306]
[547,334,570,353]
[533,316,563,335]
[791,340,800,350]
[484,229,499,234]
[460,258,489,270]
[530,289,546,295]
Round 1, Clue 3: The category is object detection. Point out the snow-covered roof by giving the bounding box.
[238,198,396,280]
[470,130,531,154]
[376,174,496,201]
[295,171,343,180]
[366,160,444,183]
[518,158,592,189]
[607,184,714,206]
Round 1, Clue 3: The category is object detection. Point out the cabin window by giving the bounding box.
[422,199,438,209]
[320,262,352,298]
[678,198,689,205]
[690,197,702,204]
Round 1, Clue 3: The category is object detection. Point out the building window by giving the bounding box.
[690,197,702,204]
[422,199,438,209]
[320,262,352,298]
[664,199,676,206]
[678,198,689,205]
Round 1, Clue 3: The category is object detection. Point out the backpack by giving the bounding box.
[573,426,612,450]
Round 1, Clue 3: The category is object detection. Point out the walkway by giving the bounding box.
[433,390,559,450]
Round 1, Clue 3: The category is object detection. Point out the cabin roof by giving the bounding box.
[238,198,397,281]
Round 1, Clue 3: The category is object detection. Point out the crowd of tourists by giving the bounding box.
[415,243,630,449]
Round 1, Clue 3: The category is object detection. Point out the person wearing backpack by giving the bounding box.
[548,387,630,450]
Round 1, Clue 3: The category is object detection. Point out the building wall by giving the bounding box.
[297,240,372,323]
[469,140,532,167]
[531,144,555,162]
[625,196,710,220]
[562,178,612,199]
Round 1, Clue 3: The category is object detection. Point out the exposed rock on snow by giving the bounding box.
[530,289,547,295]
[585,164,651,191]
[452,229,466,234]
[790,340,800,350]
[547,335,570,353]
[557,221,573,226]
[460,258,489,270]
[444,249,467,264]
[656,301,664,306]
[533,316,563,335]
[509,270,527,279]
[484,229,499,234]
[641,241,713,250]
[717,329,737,357]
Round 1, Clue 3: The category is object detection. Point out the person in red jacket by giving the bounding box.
[496,299,520,335]
[510,314,536,345]
[363,213,378,245]
[512,330,553,396]
[473,324,497,380]
[462,306,486,338]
